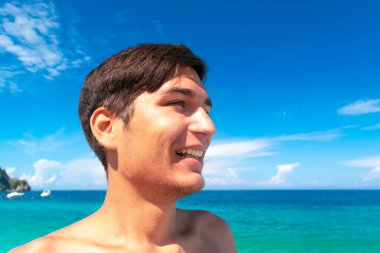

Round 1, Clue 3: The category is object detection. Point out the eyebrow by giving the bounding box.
[160,87,212,107]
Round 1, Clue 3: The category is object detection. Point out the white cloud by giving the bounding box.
[0,1,62,73]
[205,168,246,186]
[55,158,106,189]
[22,157,106,190]
[206,139,274,158]
[345,156,380,168]
[344,156,380,185]
[204,162,299,188]
[20,159,62,188]
[364,167,380,184]
[261,163,299,186]
[5,167,16,177]
[202,128,343,188]
[0,0,90,91]
[338,99,380,115]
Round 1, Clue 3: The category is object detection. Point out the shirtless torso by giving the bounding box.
[9,209,236,253]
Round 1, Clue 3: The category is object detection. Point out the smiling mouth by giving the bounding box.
[176,149,204,160]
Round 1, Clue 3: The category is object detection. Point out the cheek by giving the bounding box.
[146,113,188,143]
[126,107,189,160]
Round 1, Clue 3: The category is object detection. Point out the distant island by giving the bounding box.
[0,167,31,192]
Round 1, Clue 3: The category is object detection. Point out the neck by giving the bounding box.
[97,170,178,246]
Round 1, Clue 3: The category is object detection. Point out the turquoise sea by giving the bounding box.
[1,190,380,253]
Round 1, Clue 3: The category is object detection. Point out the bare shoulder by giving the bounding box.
[7,235,58,253]
[8,228,93,253]
[8,215,95,253]
[197,210,237,252]
[177,209,237,253]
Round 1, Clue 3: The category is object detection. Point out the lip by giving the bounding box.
[174,144,207,172]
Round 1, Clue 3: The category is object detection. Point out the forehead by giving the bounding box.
[133,66,212,108]
[157,66,209,97]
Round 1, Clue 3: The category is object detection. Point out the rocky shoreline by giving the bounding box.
[0,167,31,192]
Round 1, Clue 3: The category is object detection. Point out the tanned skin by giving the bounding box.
[9,67,237,253]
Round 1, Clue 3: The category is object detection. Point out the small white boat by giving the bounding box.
[6,191,25,199]
[40,189,51,197]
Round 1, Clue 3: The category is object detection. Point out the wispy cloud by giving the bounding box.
[9,128,80,155]
[261,163,299,186]
[206,139,275,158]
[362,124,380,131]
[345,156,380,168]
[0,67,23,93]
[204,162,300,188]
[21,157,105,190]
[338,99,380,115]
[206,128,342,159]
[344,156,380,185]
[0,1,63,74]
[0,0,90,91]
[273,130,343,142]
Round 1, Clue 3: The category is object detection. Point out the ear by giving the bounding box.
[90,107,118,150]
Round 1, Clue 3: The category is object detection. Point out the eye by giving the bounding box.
[167,100,186,108]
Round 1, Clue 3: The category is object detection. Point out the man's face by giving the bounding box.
[114,66,216,198]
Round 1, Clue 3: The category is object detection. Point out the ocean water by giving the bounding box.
[1,190,380,253]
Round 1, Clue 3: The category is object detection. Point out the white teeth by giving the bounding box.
[177,149,204,158]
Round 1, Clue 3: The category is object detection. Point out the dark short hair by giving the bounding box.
[78,44,207,170]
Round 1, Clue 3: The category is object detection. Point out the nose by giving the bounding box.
[188,107,216,137]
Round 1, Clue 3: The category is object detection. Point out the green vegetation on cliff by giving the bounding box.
[0,167,31,191]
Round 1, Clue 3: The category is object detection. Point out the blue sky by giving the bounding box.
[0,0,379,190]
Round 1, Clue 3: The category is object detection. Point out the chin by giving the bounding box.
[179,176,205,196]
[167,176,205,200]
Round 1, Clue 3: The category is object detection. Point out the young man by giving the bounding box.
[10,44,237,253]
